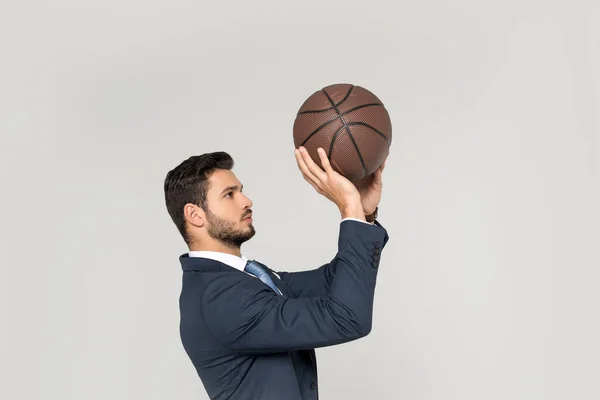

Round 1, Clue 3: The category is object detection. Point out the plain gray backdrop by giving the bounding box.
[1,1,598,399]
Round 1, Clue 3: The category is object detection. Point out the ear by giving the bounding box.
[183,203,206,228]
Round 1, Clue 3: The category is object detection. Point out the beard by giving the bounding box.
[205,209,256,249]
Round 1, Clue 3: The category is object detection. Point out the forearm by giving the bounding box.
[324,220,386,334]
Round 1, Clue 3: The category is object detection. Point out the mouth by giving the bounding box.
[242,212,253,222]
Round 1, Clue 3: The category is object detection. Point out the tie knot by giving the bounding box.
[244,260,282,295]
[244,260,264,276]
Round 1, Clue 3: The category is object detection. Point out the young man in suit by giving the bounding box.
[164,146,389,400]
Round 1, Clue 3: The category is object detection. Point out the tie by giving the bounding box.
[244,260,283,295]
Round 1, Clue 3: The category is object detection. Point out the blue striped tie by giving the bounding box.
[244,260,282,295]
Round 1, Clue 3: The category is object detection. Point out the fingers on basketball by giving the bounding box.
[316,148,333,174]
[295,148,328,194]
[301,147,328,181]
[295,149,318,183]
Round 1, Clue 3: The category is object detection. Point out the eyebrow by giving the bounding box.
[220,184,243,196]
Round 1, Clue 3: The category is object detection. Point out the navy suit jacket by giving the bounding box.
[179,219,390,400]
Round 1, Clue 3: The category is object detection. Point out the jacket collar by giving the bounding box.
[179,254,294,297]
[179,253,242,273]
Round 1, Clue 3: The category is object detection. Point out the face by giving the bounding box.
[203,169,255,248]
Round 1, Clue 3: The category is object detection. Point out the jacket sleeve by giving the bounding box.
[277,220,388,299]
[200,220,389,353]
[276,262,335,299]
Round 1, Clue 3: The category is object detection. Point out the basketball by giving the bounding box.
[292,83,392,182]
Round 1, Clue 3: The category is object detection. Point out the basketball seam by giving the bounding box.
[343,128,367,179]
[322,89,367,179]
[346,122,391,146]
[299,103,384,147]
[297,85,355,115]
[321,90,346,162]
[328,125,348,162]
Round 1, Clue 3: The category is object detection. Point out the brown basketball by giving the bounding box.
[293,83,392,182]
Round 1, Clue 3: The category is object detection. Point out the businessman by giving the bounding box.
[163,146,390,400]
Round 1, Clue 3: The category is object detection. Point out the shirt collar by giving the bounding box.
[187,250,248,272]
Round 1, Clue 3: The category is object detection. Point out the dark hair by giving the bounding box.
[164,152,234,245]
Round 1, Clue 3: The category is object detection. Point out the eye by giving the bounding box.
[225,191,233,198]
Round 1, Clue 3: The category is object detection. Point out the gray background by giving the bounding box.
[1,1,598,399]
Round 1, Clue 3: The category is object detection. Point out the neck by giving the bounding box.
[189,239,241,257]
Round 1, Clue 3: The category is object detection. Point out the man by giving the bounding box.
[163,146,390,400]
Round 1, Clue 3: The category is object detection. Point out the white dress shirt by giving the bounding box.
[188,218,372,275]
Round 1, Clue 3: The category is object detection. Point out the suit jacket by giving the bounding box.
[178,219,390,400]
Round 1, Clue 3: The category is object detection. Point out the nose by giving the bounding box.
[242,193,253,209]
